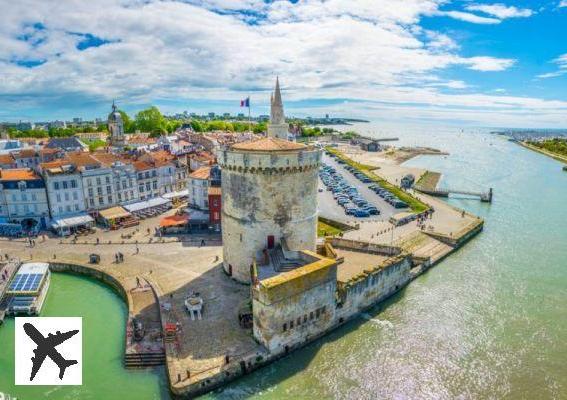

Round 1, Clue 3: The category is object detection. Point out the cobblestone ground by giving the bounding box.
[0,208,259,390]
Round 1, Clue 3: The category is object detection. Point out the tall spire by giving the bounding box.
[270,76,285,125]
[267,77,289,140]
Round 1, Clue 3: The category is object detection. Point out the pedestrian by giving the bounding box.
[201,239,206,247]
[135,246,139,254]
[115,253,118,263]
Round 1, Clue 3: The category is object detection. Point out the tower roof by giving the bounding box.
[108,101,122,123]
[270,76,285,125]
[231,137,306,152]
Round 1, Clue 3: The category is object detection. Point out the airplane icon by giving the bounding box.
[23,322,79,381]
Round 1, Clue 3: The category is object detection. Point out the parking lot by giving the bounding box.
[317,153,405,223]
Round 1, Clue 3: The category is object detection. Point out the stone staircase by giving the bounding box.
[269,245,302,272]
[124,351,165,368]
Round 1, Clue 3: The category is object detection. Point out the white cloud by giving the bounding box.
[0,0,563,127]
[463,56,516,71]
[439,10,501,24]
[465,4,534,19]
[537,54,567,79]
[559,1,567,7]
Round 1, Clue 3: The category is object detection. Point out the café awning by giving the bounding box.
[52,214,94,229]
[99,206,131,220]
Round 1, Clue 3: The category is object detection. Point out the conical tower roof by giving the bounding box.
[270,77,285,125]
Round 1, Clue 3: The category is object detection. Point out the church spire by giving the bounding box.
[267,77,289,140]
[270,76,285,125]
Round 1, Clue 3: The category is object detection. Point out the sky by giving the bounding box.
[0,0,566,128]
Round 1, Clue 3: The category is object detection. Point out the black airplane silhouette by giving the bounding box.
[23,322,79,381]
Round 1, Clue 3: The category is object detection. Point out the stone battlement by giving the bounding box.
[218,148,321,172]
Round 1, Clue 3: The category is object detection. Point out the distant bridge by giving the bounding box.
[415,187,493,203]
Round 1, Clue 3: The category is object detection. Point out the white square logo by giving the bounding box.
[15,317,82,385]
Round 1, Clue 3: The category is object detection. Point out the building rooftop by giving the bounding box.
[231,137,306,152]
[0,168,41,181]
[45,137,87,150]
[189,166,210,180]
[11,149,37,158]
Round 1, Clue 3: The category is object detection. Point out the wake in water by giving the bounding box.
[360,313,394,329]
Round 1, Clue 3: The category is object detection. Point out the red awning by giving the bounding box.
[159,214,189,228]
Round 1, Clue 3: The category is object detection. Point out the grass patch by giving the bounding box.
[317,220,342,237]
[415,170,441,191]
[325,146,429,214]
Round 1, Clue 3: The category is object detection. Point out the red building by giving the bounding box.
[208,186,221,231]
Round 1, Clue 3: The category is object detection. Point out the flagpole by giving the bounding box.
[248,96,251,134]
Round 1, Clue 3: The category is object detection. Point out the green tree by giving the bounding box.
[118,110,135,133]
[134,106,166,133]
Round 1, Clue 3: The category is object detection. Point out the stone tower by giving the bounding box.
[219,78,322,283]
[267,77,289,140]
[108,101,126,147]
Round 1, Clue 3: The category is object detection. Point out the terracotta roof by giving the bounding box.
[39,160,69,170]
[39,147,60,155]
[91,153,121,167]
[0,154,14,164]
[231,137,306,152]
[133,160,155,172]
[66,152,100,168]
[11,149,37,158]
[0,168,40,181]
[189,166,211,180]
[128,135,156,145]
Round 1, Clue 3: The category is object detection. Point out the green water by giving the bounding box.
[0,273,170,399]
[1,127,566,399]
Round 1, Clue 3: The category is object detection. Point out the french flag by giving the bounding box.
[240,97,250,107]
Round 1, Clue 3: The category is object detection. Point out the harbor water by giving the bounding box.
[0,273,170,399]
[1,126,566,399]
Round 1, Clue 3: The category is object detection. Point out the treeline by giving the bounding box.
[3,106,181,139]
[529,138,567,157]
[189,120,267,134]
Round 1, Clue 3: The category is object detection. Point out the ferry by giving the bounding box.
[5,262,51,316]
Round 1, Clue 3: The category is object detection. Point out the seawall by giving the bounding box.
[172,220,484,398]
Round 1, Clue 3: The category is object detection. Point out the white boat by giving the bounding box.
[0,391,18,400]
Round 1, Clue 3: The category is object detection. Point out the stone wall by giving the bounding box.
[252,255,337,353]
[335,256,412,321]
[330,237,401,257]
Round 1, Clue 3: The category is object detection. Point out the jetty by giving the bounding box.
[0,259,21,324]
[415,186,493,203]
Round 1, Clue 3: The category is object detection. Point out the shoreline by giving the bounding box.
[518,141,567,165]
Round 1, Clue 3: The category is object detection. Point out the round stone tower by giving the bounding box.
[219,79,322,283]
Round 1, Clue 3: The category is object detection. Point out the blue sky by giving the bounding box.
[0,0,566,127]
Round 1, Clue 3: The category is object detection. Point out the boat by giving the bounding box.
[0,391,18,400]
[6,263,51,316]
